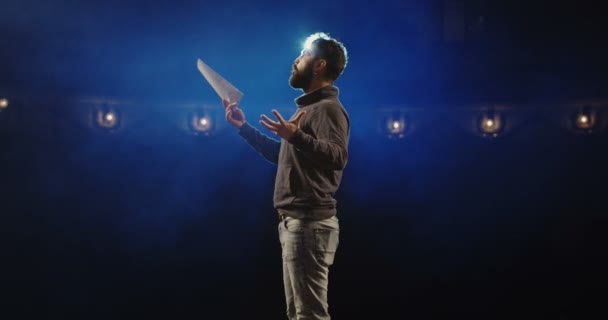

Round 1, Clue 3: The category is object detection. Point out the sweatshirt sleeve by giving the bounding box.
[288,104,350,170]
[238,122,280,164]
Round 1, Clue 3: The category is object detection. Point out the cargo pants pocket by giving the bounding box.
[314,228,339,267]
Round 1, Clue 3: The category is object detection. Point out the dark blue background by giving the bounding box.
[1,0,607,319]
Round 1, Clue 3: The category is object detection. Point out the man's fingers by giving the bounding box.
[223,99,235,109]
[259,120,278,134]
[291,111,306,123]
[272,109,286,124]
[224,101,237,110]
[260,114,279,127]
[226,105,239,114]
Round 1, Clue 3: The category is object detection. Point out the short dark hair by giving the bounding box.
[306,32,348,81]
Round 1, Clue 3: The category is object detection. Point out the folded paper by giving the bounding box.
[197,58,243,104]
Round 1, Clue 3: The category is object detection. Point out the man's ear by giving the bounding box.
[313,59,327,75]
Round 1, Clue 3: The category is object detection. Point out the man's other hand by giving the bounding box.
[223,99,246,129]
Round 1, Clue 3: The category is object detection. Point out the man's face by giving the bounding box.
[289,49,316,90]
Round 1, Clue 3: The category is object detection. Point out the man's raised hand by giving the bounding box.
[260,109,306,141]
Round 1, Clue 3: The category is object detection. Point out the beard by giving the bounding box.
[289,63,314,90]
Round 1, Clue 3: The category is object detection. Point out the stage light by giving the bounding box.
[384,114,407,139]
[578,115,588,124]
[574,111,595,130]
[96,110,119,129]
[390,120,403,132]
[0,98,8,109]
[190,113,213,135]
[478,112,503,137]
[565,104,605,134]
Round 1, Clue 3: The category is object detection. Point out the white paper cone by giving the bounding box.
[197,58,243,104]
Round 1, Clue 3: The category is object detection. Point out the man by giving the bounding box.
[223,32,349,320]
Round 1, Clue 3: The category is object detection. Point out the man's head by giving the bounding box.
[289,32,348,92]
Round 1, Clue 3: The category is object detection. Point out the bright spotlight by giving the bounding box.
[191,114,213,135]
[385,115,406,139]
[96,110,119,129]
[575,112,595,130]
[388,119,405,134]
[0,98,8,109]
[579,115,588,124]
[478,112,503,137]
